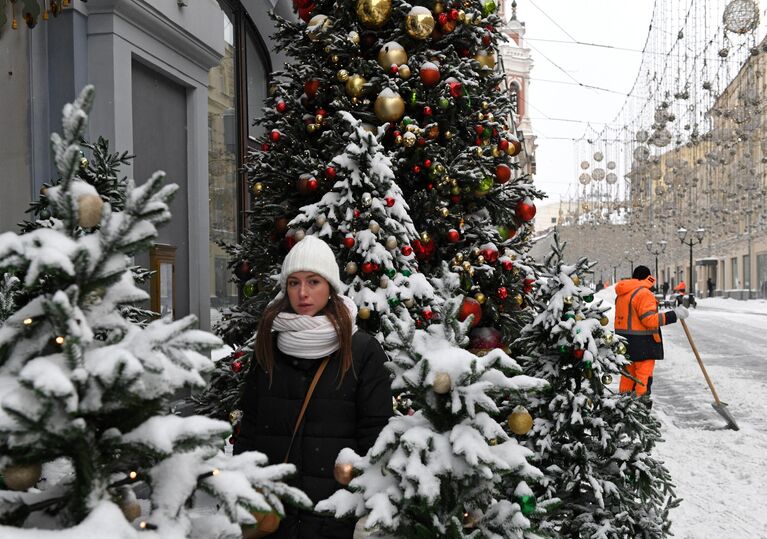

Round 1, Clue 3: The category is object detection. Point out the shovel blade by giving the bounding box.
[711,402,739,431]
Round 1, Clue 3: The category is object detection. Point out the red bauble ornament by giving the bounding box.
[480,247,499,264]
[474,124,484,135]
[420,63,441,87]
[422,308,433,320]
[343,236,355,249]
[448,80,463,98]
[298,5,315,21]
[424,159,432,168]
[276,101,287,113]
[573,349,585,360]
[516,198,537,222]
[307,178,318,191]
[449,8,459,20]
[385,196,395,207]
[235,260,251,281]
[412,165,421,174]
[495,164,512,184]
[261,143,270,152]
[362,262,375,274]
[458,297,483,327]
[447,229,460,243]
[438,12,448,25]
[285,235,298,250]
[401,245,413,256]
[325,166,336,179]
[412,239,436,261]
[469,327,502,350]
[417,137,426,146]
[390,64,399,75]
[297,175,318,195]
[482,33,491,46]
[233,350,246,359]
[498,139,509,152]
[502,259,513,271]
[304,79,320,99]
[450,194,461,204]
[496,287,508,299]
[423,105,433,117]
[353,209,361,218]
[269,129,281,142]
[231,360,244,373]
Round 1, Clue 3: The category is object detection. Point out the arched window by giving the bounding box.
[509,81,520,115]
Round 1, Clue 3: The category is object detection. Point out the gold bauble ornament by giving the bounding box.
[306,123,318,134]
[404,297,415,308]
[513,293,524,306]
[420,231,431,243]
[474,292,486,304]
[507,405,533,435]
[77,194,104,228]
[438,207,449,217]
[398,65,412,79]
[348,30,360,45]
[402,132,417,147]
[600,316,610,326]
[345,75,366,98]
[251,182,264,196]
[374,89,405,122]
[434,1,445,13]
[2,463,42,491]
[405,6,435,40]
[229,409,243,424]
[602,374,613,385]
[378,41,408,69]
[385,236,398,250]
[120,500,142,522]
[306,14,332,41]
[356,0,392,28]
[454,252,464,264]
[247,512,281,538]
[345,261,358,275]
[358,306,371,319]
[616,342,627,355]
[337,69,350,82]
[433,371,452,394]
[333,462,355,485]
[444,130,453,140]
[571,274,581,286]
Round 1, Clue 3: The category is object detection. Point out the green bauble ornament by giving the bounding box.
[482,0,496,15]
[517,495,536,515]
[557,344,568,355]
[584,360,592,369]
[584,294,594,302]
[388,296,401,307]
[401,269,412,277]
[243,279,258,298]
[476,176,493,194]
[438,97,450,109]
[482,126,492,138]
[385,268,396,278]
[563,312,575,320]
[497,225,510,241]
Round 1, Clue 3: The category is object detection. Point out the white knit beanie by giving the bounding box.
[280,235,343,293]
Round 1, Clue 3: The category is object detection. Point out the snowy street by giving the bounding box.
[598,290,767,538]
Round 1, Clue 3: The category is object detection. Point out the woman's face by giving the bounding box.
[286,272,331,316]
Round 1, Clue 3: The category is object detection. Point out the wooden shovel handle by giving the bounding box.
[680,319,722,405]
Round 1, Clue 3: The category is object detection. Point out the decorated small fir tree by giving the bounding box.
[0,86,310,537]
[513,233,679,538]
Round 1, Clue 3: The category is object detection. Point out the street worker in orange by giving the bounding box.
[614,266,689,396]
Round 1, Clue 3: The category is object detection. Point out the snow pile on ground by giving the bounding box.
[596,287,767,538]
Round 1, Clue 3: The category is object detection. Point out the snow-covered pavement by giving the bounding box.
[597,289,767,538]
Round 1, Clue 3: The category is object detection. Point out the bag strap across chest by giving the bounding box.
[282,355,330,463]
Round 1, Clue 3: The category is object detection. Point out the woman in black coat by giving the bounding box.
[234,236,392,538]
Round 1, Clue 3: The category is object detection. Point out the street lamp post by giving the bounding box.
[624,250,634,274]
[646,240,667,287]
[677,227,705,297]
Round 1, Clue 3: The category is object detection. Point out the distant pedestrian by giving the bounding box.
[707,277,715,298]
[661,281,669,298]
[595,281,604,292]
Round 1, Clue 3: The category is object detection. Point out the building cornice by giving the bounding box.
[86,0,222,72]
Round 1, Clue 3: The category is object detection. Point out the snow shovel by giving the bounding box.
[679,319,739,431]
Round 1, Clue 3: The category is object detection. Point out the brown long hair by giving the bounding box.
[254,290,354,384]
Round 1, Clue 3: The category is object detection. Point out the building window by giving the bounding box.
[208,1,271,323]
[731,257,739,289]
[743,254,750,290]
[509,81,520,115]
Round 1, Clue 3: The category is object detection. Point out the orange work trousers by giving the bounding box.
[619,360,656,396]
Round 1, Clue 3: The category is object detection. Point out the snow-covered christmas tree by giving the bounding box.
[0,86,310,537]
[513,233,679,538]
[318,280,551,538]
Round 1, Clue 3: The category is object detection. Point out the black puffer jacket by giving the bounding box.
[234,331,392,539]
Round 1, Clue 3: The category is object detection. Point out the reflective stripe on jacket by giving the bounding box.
[614,276,678,361]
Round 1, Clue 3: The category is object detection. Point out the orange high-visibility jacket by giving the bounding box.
[674,281,686,293]
[614,276,678,361]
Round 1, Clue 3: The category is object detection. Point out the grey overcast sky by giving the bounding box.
[515,1,655,203]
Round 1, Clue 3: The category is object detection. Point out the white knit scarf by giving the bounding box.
[272,295,358,359]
